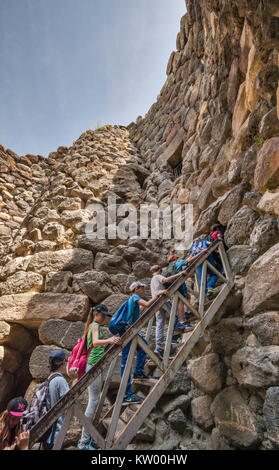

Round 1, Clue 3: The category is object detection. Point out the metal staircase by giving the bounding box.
[29,241,234,450]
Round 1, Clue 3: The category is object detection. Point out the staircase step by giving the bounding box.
[132,378,157,387]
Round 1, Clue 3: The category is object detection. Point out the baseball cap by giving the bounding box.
[211,223,222,231]
[129,281,146,292]
[49,349,66,362]
[7,397,28,417]
[94,304,112,317]
[168,254,178,263]
[150,265,161,273]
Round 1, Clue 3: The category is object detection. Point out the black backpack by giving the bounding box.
[162,261,177,288]
[22,373,61,443]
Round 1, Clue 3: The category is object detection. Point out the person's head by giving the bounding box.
[93,304,112,325]
[0,396,28,447]
[211,223,224,233]
[150,265,162,275]
[168,254,178,264]
[6,397,28,430]
[129,281,146,297]
[48,349,67,373]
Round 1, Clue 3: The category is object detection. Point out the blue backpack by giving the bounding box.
[190,239,208,257]
[109,296,139,336]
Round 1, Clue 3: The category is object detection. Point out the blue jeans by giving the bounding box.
[197,254,217,294]
[79,363,103,446]
[121,334,147,399]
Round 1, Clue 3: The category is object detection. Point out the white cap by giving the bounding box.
[129,281,146,292]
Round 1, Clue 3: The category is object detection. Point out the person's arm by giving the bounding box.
[137,290,169,309]
[14,431,30,451]
[92,325,122,347]
[161,272,182,283]
[188,249,208,263]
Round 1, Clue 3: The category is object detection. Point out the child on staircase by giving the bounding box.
[150,264,188,359]
[118,281,168,404]
[77,304,122,450]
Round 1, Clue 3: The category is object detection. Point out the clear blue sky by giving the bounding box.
[0,0,185,157]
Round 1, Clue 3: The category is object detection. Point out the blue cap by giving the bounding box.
[49,349,66,362]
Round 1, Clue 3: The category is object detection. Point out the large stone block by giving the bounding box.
[0,271,43,296]
[29,345,71,380]
[188,354,225,395]
[0,256,32,281]
[243,243,279,316]
[94,253,130,275]
[27,249,93,275]
[0,369,14,412]
[227,245,258,274]
[167,408,187,434]
[77,235,110,254]
[0,292,89,328]
[232,82,249,137]
[165,366,192,396]
[194,193,227,236]
[209,317,248,356]
[191,396,214,432]
[257,190,279,216]
[210,427,233,450]
[0,322,35,353]
[73,270,114,302]
[247,312,279,346]
[263,387,279,448]
[103,293,129,316]
[211,386,262,449]
[45,271,72,293]
[249,214,279,255]
[259,107,279,140]
[224,206,259,248]
[245,45,264,111]
[0,346,22,373]
[231,346,279,389]
[39,319,85,349]
[254,137,279,191]
[218,184,248,226]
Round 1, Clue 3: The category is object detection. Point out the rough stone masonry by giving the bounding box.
[0,0,279,450]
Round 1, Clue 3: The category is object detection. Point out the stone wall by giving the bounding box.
[0,146,50,257]
[126,0,279,450]
[0,125,166,447]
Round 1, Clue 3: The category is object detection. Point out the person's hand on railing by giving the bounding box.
[109,336,123,345]
[158,289,169,297]
[68,367,79,379]
[15,431,30,451]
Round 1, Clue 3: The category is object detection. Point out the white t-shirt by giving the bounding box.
[151,274,165,297]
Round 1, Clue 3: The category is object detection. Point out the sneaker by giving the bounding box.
[77,438,99,450]
[207,288,215,298]
[154,347,164,359]
[133,373,150,380]
[184,322,194,332]
[123,395,143,404]
[184,312,195,321]
[177,322,188,331]
[87,439,100,450]
[77,441,90,450]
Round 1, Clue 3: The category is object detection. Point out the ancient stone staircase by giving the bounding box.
[29,240,234,450]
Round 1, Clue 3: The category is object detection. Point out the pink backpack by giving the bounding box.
[67,324,94,380]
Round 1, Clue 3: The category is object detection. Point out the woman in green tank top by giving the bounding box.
[78,304,122,450]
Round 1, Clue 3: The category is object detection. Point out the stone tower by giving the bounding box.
[1,0,279,450]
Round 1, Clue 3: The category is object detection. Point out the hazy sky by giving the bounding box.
[0,0,185,157]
